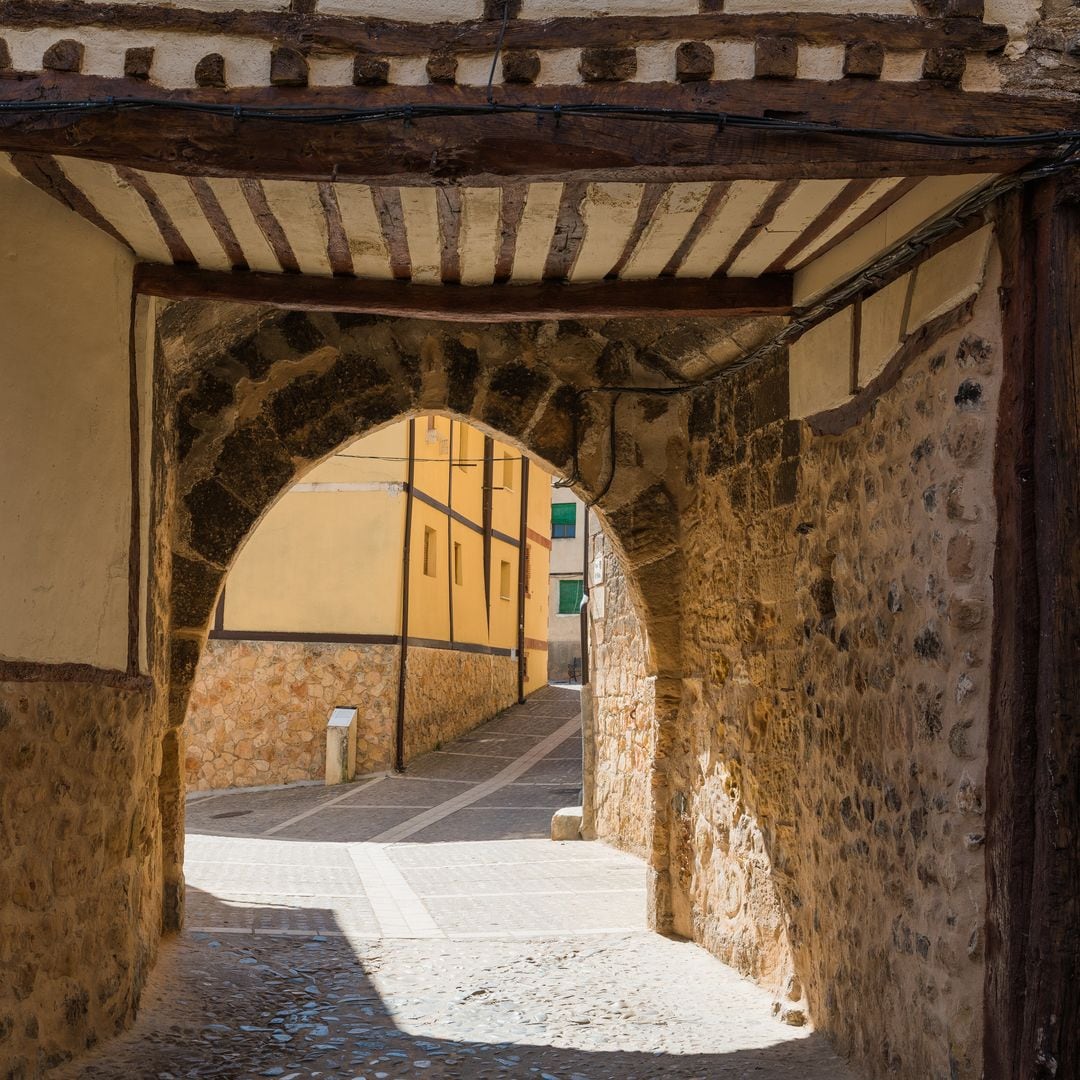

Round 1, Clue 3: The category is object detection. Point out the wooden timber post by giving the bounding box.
[516,455,530,704]
[985,175,1080,1080]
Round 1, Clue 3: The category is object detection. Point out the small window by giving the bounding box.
[500,560,512,600]
[502,453,514,491]
[427,414,437,431]
[453,541,463,586]
[552,502,576,539]
[558,578,584,615]
[423,526,437,577]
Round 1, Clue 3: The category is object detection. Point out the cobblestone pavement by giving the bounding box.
[57,687,858,1080]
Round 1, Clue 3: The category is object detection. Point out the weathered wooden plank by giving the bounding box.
[543,181,588,282]
[138,169,232,270]
[189,176,248,270]
[317,180,353,275]
[765,178,874,273]
[493,182,527,284]
[716,179,798,276]
[115,164,194,263]
[9,151,132,250]
[239,178,300,273]
[0,78,1061,183]
[608,181,667,279]
[134,261,793,319]
[781,175,914,270]
[984,174,1080,1080]
[371,186,412,280]
[0,3,1010,54]
[437,184,462,285]
[661,180,730,277]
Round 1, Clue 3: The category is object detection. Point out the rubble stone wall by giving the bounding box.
[0,678,162,1076]
[588,530,656,858]
[673,250,1003,1079]
[184,639,399,790]
[403,647,518,761]
[183,640,518,789]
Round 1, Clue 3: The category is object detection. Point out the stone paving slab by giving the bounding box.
[56,932,859,1080]
[471,783,580,808]
[59,686,863,1078]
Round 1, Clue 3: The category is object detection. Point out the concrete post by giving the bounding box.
[325,706,358,785]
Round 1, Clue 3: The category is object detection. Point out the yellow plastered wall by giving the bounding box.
[524,464,553,694]
[219,417,552,688]
[0,162,137,669]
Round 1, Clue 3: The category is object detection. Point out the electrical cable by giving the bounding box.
[485,0,512,105]
[1,95,1079,151]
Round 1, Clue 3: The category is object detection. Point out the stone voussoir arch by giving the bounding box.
[157,304,697,926]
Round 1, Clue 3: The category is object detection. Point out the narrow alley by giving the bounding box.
[56,687,855,1080]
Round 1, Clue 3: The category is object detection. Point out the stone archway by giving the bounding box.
[156,304,705,935]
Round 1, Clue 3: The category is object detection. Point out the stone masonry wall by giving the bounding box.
[588,530,655,859]
[0,679,163,1077]
[674,252,1003,1079]
[184,641,517,790]
[403,647,517,762]
[184,640,398,790]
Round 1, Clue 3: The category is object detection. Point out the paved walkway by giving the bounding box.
[58,686,858,1080]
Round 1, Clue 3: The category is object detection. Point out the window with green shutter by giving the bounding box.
[558,578,584,614]
[552,502,576,538]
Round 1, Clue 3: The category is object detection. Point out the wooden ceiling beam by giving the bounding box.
[0,2,1009,54]
[0,78,1070,183]
[134,263,794,320]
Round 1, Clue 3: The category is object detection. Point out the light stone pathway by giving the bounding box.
[56,686,859,1080]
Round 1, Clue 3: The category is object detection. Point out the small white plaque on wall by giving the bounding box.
[591,551,604,587]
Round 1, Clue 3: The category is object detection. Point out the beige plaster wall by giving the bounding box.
[184,639,399,790]
[0,167,137,670]
[673,243,1003,1078]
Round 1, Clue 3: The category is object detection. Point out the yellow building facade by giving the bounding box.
[184,416,551,790]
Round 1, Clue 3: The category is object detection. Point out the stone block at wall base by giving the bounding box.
[551,806,583,841]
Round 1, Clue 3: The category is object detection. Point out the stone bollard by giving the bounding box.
[325,706,358,785]
[551,806,583,841]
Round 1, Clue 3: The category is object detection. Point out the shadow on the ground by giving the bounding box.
[55,888,853,1080]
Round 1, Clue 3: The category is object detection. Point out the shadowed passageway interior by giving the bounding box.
[54,687,854,1079]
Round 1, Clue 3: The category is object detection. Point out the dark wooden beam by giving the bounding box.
[189,176,247,270]
[116,164,194,263]
[608,181,667,278]
[0,2,1009,55]
[985,174,1080,1080]
[765,177,874,273]
[239,178,297,272]
[437,185,462,285]
[543,182,588,282]
[9,150,132,250]
[0,78,1068,183]
[317,180,353,275]
[133,262,793,320]
[494,183,527,283]
[716,179,798,275]
[371,186,412,280]
[661,180,730,277]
